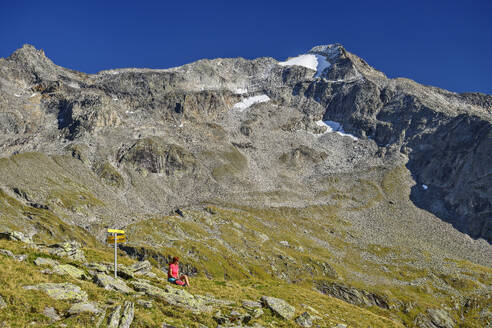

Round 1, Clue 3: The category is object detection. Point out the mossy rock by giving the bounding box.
[23,282,88,302]
[120,137,196,175]
[94,161,124,188]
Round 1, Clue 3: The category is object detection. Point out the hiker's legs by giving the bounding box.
[181,274,190,286]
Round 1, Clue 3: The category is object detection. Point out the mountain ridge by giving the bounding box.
[0,43,491,327]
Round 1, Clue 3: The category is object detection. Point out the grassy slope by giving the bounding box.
[0,239,403,327]
[0,155,490,327]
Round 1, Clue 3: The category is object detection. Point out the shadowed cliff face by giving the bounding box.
[407,115,492,242]
[0,43,491,245]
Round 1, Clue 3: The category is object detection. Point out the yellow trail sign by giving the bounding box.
[107,236,126,243]
[107,229,125,234]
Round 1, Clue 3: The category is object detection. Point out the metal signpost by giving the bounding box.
[107,229,125,278]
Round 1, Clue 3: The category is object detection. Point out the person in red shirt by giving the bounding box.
[167,256,190,287]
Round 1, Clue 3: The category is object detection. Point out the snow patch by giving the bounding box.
[315,120,358,140]
[233,95,270,111]
[68,82,80,89]
[422,184,428,190]
[178,123,184,128]
[14,94,21,97]
[278,54,331,77]
[125,110,134,114]
[29,93,39,98]
[279,54,318,71]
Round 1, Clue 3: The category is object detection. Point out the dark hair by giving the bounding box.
[172,256,179,263]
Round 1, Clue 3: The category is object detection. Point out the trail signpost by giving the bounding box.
[107,229,125,278]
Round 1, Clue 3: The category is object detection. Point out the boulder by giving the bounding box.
[0,294,6,309]
[242,300,262,310]
[415,309,456,328]
[136,299,153,308]
[108,305,121,328]
[252,308,264,319]
[34,257,59,266]
[93,272,133,294]
[68,302,101,316]
[119,301,135,328]
[23,283,88,302]
[0,249,13,257]
[117,265,135,280]
[52,264,89,280]
[43,307,61,322]
[427,309,455,328]
[295,312,315,327]
[47,241,86,261]
[128,260,152,275]
[95,309,107,328]
[145,272,157,279]
[0,249,27,261]
[85,262,110,273]
[0,231,32,243]
[261,296,296,320]
[130,280,213,313]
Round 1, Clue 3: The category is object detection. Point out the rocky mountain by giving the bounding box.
[0,44,491,327]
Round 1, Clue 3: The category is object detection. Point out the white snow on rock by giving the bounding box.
[233,95,270,111]
[279,54,318,70]
[234,88,248,95]
[278,54,331,77]
[422,184,428,190]
[14,94,21,97]
[315,120,358,140]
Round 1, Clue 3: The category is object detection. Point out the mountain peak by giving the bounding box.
[308,43,344,61]
[9,44,48,62]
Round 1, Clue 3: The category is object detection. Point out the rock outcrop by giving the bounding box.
[260,296,296,320]
[23,283,88,302]
[315,282,389,309]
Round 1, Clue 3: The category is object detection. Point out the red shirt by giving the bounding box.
[169,263,179,279]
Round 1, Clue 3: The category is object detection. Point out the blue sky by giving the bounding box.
[1,0,491,94]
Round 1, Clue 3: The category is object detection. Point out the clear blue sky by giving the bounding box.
[1,0,491,94]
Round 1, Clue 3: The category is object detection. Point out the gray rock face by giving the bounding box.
[136,299,153,308]
[67,302,101,316]
[0,231,32,243]
[315,281,389,309]
[34,257,59,266]
[407,115,492,241]
[130,280,213,313]
[0,249,27,261]
[43,307,61,322]
[23,283,88,302]
[128,260,152,275]
[108,305,121,328]
[52,264,89,280]
[47,242,86,262]
[260,296,296,320]
[93,272,133,294]
[414,308,456,328]
[295,311,315,327]
[119,301,135,328]
[242,300,262,310]
[0,294,6,309]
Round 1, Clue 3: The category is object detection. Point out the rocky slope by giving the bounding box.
[0,44,491,327]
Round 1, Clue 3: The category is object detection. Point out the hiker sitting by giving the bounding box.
[167,256,190,287]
